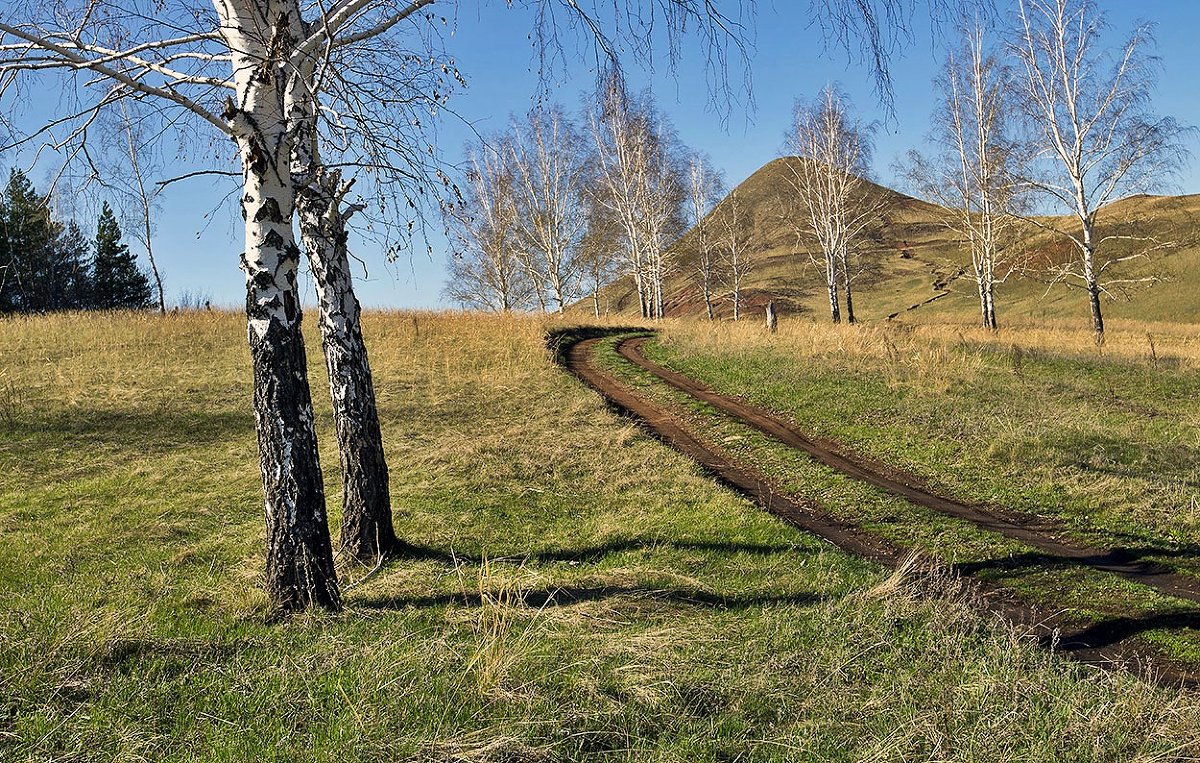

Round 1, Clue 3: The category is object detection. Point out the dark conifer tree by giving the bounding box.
[0,169,59,313]
[48,220,92,310]
[91,202,152,310]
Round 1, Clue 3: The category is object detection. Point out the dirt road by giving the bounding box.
[557,330,1200,688]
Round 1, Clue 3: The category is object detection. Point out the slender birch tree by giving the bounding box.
[281,16,452,562]
[578,185,622,317]
[686,153,726,320]
[718,188,754,321]
[781,86,881,324]
[645,128,687,319]
[903,20,1022,329]
[1012,0,1186,338]
[115,102,168,315]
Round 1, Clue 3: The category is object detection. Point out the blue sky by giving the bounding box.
[9,0,1200,309]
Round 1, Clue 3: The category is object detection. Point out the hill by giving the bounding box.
[598,157,1200,326]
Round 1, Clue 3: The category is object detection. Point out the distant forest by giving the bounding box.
[0,169,154,314]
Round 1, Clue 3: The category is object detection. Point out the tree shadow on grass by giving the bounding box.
[95,637,252,672]
[355,583,826,612]
[359,536,825,612]
[952,543,1200,580]
[1045,610,1200,653]
[388,536,817,566]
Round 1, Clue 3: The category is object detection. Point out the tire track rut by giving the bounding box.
[557,330,1200,688]
[617,335,1200,606]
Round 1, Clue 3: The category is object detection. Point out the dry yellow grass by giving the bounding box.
[658,314,1200,372]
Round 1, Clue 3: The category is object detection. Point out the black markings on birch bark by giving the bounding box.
[285,38,398,562]
[224,0,340,610]
[250,311,341,611]
[296,170,399,562]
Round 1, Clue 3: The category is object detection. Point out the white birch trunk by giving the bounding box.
[289,57,398,562]
[218,0,339,611]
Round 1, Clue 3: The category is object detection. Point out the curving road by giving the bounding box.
[558,330,1200,689]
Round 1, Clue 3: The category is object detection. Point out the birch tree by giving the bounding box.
[444,140,531,311]
[642,131,687,319]
[280,14,455,563]
[589,77,685,319]
[1,0,540,588]
[686,153,726,320]
[903,21,1021,329]
[718,188,754,321]
[578,186,622,317]
[115,102,167,315]
[1012,0,1186,338]
[0,0,394,610]
[782,86,881,324]
[590,78,651,318]
[509,107,587,314]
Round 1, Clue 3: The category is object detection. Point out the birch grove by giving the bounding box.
[589,78,685,319]
[782,86,882,324]
[445,141,531,311]
[1012,0,1186,338]
[1,0,972,611]
[509,108,587,314]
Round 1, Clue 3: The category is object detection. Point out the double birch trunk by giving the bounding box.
[220,0,339,611]
[784,89,878,328]
[977,270,997,329]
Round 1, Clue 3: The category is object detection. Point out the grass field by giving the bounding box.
[4,311,1200,761]
[623,318,1200,664]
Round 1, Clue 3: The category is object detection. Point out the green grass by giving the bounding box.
[628,320,1200,666]
[3,311,1200,761]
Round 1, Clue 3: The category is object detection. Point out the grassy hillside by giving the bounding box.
[5,311,1200,760]
[599,157,1200,327]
